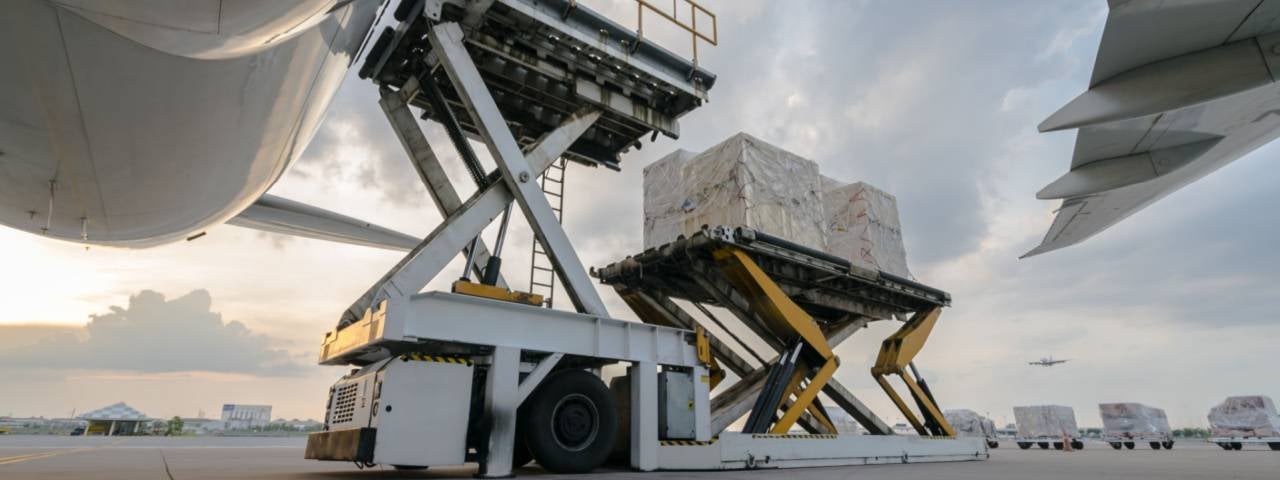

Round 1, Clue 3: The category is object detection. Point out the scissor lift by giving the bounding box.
[304,0,983,476]
[597,227,961,441]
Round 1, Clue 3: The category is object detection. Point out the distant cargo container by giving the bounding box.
[1207,396,1280,451]
[944,409,999,448]
[1098,403,1173,450]
[1013,405,1082,450]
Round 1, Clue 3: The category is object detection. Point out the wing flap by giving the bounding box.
[1091,0,1263,86]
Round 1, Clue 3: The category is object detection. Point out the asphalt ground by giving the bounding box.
[1,435,1277,480]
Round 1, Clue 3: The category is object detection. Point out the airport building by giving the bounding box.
[79,402,151,436]
[220,404,272,430]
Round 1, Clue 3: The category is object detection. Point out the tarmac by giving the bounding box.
[1,435,1278,480]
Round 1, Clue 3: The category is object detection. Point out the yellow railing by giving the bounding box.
[634,0,718,66]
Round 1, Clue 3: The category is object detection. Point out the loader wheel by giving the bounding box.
[1018,442,1032,449]
[1268,442,1280,451]
[1231,442,1243,450]
[1217,443,1231,450]
[520,369,618,473]
[1071,440,1084,450]
[1053,442,1063,450]
[987,441,999,449]
[1037,442,1049,449]
[1110,442,1122,450]
[1123,442,1135,450]
[1162,441,1174,450]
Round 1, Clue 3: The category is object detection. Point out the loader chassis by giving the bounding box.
[305,0,986,476]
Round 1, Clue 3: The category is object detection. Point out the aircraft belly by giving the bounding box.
[0,0,376,247]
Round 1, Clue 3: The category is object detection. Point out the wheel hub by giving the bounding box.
[552,393,599,451]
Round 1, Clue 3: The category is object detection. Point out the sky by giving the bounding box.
[3,0,1280,429]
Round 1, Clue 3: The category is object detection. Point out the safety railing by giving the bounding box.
[634,0,718,66]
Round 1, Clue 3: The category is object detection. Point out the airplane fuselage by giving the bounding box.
[0,0,378,247]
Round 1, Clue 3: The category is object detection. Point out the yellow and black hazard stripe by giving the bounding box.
[749,433,838,440]
[399,353,473,366]
[660,437,718,446]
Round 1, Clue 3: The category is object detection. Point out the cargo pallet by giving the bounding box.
[303,0,985,476]
[1209,436,1280,450]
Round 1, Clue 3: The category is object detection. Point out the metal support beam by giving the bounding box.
[478,346,519,478]
[428,22,608,316]
[629,362,658,471]
[516,352,563,404]
[378,81,506,288]
[340,102,601,327]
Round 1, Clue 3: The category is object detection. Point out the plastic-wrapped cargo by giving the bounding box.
[1207,396,1280,437]
[642,133,825,251]
[821,178,911,277]
[944,409,996,438]
[1099,403,1171,437]
[1014,405,1079,438]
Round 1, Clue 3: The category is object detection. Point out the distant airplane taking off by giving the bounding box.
[1025,0,1280,257]
[1028,356,1070,367]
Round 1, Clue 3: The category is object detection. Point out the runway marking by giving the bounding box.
[0,439,124,466]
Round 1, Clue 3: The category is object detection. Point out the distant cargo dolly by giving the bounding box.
[1209,436,1280,451]
[304,0,984,476]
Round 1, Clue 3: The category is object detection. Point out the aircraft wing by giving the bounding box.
[227,194,419,251]
[1025,0,1280,257]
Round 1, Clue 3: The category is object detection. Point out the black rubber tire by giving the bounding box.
[987,441,999,449]
[1124,442,1135,450]
[1162,441,1174,450]
[1218,443,1232,450]
[1268,442,1280,451]
[1018,442,1032,450]
[1110,442,1122,450]
[1038,442,1049,449]
[1071,440,1084,450]
[1053,442,1064,450]
[1150,442,1162,450]
[519,369,618,474]
[393,0,417,21]
[358,27,395,79]
[392,465,428,471]
[1231,442,1243,450]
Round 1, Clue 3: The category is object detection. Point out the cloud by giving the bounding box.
[0,290,304,375]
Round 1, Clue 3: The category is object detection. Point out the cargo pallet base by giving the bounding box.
[1015,437,1084,450]
[1102,435,1173,450]
[1209,437,1280,451]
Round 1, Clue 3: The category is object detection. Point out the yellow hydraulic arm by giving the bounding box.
[871,307,956,437]
[713,247,838,434]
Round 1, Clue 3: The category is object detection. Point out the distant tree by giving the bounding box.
[166,416,184,436]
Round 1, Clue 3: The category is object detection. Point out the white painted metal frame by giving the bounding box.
[378,77,507,288]
[341,80,601,326]
[655,433,988,470]
[427,22,608,316]
[395,293,701,367]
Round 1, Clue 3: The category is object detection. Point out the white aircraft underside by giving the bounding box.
[1028,0,1280,257]
[0,0,384,248]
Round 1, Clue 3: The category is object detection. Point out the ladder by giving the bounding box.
[528,158,567,307]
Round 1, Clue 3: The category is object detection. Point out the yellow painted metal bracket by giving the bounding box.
[320,300,387,363]
[871,307,956,437]
[712,246,838,434]
[451,280,544,306]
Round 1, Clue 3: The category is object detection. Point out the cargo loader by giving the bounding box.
[303,0,986,476]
